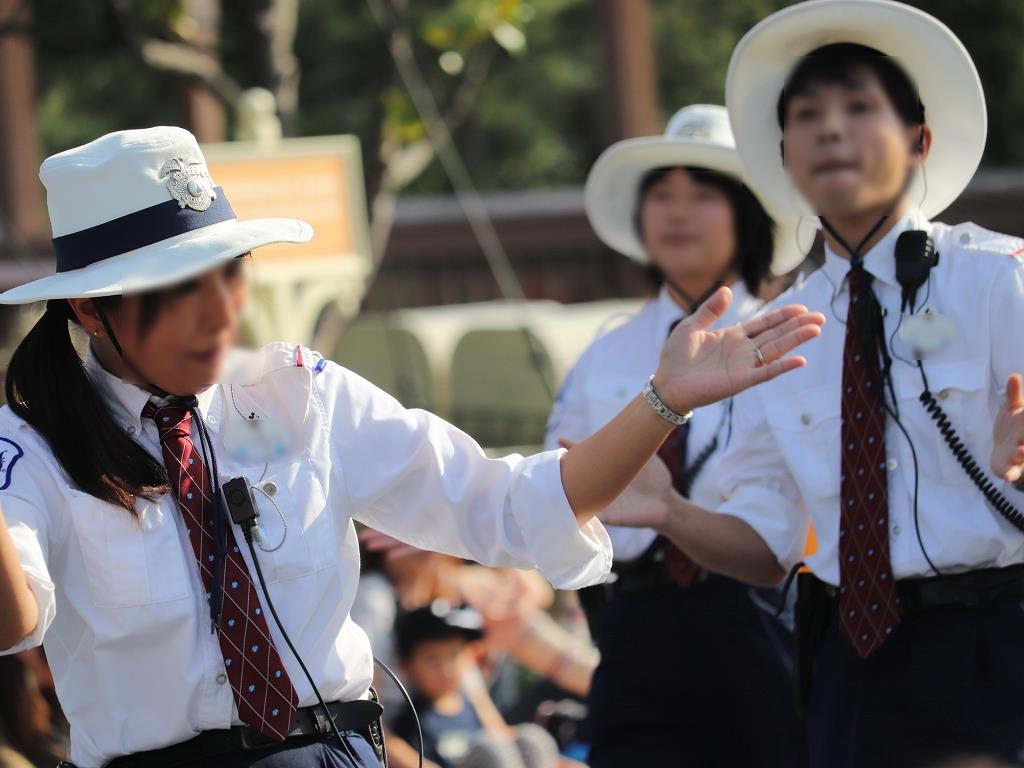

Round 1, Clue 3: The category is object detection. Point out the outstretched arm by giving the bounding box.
[560,287,824,523]
[333,288,821,589]
[581,447,786,587]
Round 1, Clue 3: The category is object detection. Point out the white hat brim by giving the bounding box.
[726,0,986,220]
[0,217,313,305]
[584,137,806,276]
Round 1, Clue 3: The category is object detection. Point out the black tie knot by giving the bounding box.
[847,261,874,294]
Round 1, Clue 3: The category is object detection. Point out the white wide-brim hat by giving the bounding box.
[584,104,805,276]
[726,0,986,220]
[0,126,313,305]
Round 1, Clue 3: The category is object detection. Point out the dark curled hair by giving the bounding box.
[635,166,776,296]
[4,297,170,514]
[777,43,926,129]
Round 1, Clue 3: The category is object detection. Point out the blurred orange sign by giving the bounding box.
[202,135,370,265]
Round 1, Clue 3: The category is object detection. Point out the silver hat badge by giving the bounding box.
[159,157,218,211]
[677,120,713,140]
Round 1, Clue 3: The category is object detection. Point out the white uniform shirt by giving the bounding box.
[0,342,611,767]
[715,212,1024,584]
[545,283,762,561]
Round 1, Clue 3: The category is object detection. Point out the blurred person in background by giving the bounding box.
[608,1,1024,765]
[392,602,577,768]
[0,127,820,767]
[546,104,807,768]
[356,530,597,768]
[0,648,68,767]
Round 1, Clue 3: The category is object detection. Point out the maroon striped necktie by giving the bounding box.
[144,402,299,740]
[838,268,901,657]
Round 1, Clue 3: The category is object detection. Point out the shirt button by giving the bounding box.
[262,482,277,497]
[127,425,136,436]
[887,458,899,471]
[207,415,218,425]
[892,525,902,536]
[938,389,951,400]
[216,674,227,685]
[800,414,811,426]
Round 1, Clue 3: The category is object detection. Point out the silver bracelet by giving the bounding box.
[641,375,693,426]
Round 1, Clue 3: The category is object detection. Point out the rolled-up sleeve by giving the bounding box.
[0,458,58,655]
[713,390,809,571]
[320,363,612,589]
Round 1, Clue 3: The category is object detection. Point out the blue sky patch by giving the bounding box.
[0,437,24,491]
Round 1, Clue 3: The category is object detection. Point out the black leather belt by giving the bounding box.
[818,562,1024,613]
[105,699,384,768]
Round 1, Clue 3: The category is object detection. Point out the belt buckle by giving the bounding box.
[239,726,275,750]
[312,706,331,737]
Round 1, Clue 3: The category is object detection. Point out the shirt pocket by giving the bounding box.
[898,357,989,483]
[764,384,840,503]
[247,456,335,583]
[67,491,191,609]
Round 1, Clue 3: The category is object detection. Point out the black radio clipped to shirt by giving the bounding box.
[894,229,939,312]
[223,476,259,533]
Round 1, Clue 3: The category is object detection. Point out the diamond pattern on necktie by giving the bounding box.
[144,402,298,740]
[838,269,901,658]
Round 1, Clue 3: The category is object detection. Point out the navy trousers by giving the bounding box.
[171,731,380,768]
[807,594,1024,768]
[586,577,805,768]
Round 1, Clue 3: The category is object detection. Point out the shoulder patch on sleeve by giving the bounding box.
[0,437,24,491]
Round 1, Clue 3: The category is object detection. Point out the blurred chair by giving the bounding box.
[333,299,642,449]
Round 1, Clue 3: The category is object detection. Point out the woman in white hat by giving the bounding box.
[544,104,806,768]
[605,2,1024,766]
[0,126,822,768]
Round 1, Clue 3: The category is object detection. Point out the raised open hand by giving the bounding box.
[653,286,825,413]
[992,373,1024,482]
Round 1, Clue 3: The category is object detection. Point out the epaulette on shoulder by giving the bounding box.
[948,222,1024,261]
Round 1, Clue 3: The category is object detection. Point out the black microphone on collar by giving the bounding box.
[894,229,939,313]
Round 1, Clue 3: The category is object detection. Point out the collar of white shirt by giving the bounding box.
[654,280,754,335]
[655,285,686,333]
[83,343,217,434]
[820,208,930,292]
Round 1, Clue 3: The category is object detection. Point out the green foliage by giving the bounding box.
[28,0,1024,194]
[32,0,182,156]
[911,0,1024,167]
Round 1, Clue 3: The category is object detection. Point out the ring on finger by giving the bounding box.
[754,346,767,367]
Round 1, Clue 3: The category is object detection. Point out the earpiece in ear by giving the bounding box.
[779,140,786,165]
[913,127,925,155]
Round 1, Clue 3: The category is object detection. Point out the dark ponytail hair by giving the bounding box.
[4,298,169,514]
